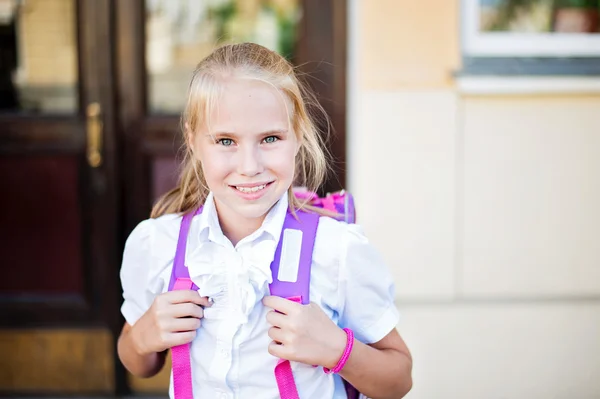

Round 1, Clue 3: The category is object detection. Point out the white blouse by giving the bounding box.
[120,192,400,399]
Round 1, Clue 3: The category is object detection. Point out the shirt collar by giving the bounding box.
[194,191,289,247]
[259,191,289,242]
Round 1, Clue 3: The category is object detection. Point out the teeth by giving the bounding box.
[236,184,267,193]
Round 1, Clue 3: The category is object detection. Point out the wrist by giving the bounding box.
[324,327,353,371]
[130,322,152,357]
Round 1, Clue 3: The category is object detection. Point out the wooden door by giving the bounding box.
[115,0,346,393]
[0,0,123,395]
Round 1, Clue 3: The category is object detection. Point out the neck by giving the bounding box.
[214,202,265,247]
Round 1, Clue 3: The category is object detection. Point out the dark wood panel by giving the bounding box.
[152,156,179,203]
[0,329,114,394]
[295,0,347,192]
[0,295,90,328]
[0,156,84,294]
[115,0,149,232]
[331,0,348,191]
[73,0,123,330]
[142,116,184,154]
[0,117,84,153]
[79,0,127,393]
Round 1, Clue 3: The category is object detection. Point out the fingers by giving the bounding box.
[188,293,213,308]
[170,317,202,333]
[268,340,281,358]
[268,340,291,360]
[165,290,212,307]
[171,302,204,319]
[267,326,286,344]
[169,330,197,347]
[265,309,287,328]
[262,295,300,315]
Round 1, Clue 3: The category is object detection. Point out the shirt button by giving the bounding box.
[220,348,229,358]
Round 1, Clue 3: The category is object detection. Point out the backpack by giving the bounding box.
[167,189,360,399]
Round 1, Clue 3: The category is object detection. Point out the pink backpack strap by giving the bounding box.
[269,210,319,398]
[168,208,202,292]
[273,298,303,398]
[269,210,360,399]
[269,210,319,304]
[168,207,202,399]
[171,278,194,399]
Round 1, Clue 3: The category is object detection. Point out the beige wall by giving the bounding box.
[349,1,600,398]
[359,0,460,90]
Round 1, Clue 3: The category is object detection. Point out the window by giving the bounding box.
[461,0,600,75]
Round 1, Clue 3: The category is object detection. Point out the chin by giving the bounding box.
[214,192,276,219]
[233,199,279,220]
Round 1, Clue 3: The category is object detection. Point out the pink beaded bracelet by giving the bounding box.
[323,328,354,374]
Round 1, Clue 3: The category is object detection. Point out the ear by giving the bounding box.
[185,122,196,152]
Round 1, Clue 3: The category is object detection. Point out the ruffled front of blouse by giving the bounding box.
[186,237,277,324]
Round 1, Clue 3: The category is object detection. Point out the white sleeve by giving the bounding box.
[337,224,400,344]
[120,219,160,326]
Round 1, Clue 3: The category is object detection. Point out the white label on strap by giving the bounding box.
[277,228,303,283]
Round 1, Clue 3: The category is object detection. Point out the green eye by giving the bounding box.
[264,136,279,144]
[218,138,234,146]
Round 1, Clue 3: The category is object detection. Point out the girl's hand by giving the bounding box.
[131,290,212,356]
[262,296,347,369]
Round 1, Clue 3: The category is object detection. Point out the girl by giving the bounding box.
[117,43,412,399]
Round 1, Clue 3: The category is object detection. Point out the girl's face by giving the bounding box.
[191,78,299,225]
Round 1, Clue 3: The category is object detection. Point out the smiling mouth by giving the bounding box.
[232,182,273,193]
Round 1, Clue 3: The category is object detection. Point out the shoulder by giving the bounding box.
[313,215,394,291]
[314,216,368,255]
[120,213,184,323]
[120,213,185,294]
[126,212,182,242]
[123,213,183,264]
[311,216,370,286]
[314,216,386,277]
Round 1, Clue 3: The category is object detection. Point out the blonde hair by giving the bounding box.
[151,42,332,219]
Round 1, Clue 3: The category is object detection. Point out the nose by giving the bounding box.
[237,145,263,177]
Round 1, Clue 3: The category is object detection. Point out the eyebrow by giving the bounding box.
[205,129,289,137]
